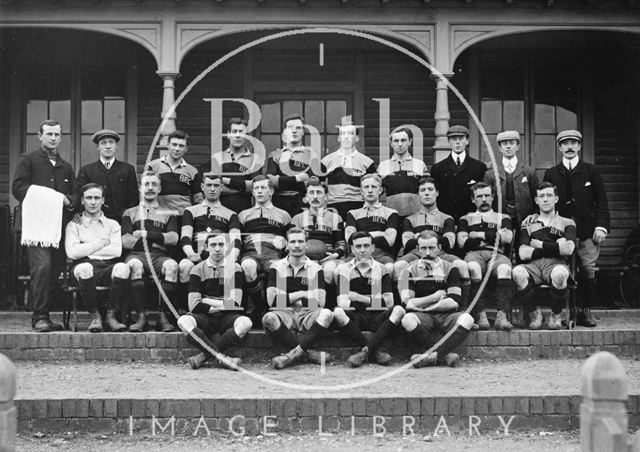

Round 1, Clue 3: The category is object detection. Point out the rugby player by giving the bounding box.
[177,232,250,370]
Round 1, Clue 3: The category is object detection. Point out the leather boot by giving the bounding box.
[88,311,103,333]
[159,312,176,332]
[129,312,147,332]
[105,310,127,332]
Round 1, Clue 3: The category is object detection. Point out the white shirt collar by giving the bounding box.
[503,157,518,173]
[563,156,579,170]
[452,151,466,164]
[100,157,115,167]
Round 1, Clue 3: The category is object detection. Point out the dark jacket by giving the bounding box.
[483,160,539,226]
[431,153,487,222]
[12,150,80,225]
[77,160,138,222]
[543,160,610,239]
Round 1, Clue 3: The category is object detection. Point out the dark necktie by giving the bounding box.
[568,162,572,171]
[46,150,59,163]
[105,161,111,170]
[456,157,461,167]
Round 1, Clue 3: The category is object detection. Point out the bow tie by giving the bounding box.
[46,150,59,162]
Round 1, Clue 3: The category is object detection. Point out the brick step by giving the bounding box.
[1,327,638,362]
[12,359,640,435]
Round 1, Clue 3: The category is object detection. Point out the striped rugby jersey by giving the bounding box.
[238,203,291,254]
[267,256,326,309]
[291,208,347,258]
[146,156,200,216]
[210,148,262,212]
[518,213,577,263]
[401,208,456,253]
[188,258,244,313]
[399,258,462,311]
[377,155,429,217]
[121,203,179,253]
[321,149,376,205]
[180,202,242,256]
[346,203,400,254]
[335,258,393,312]
[457,210,512,254]
[267,147,325,197]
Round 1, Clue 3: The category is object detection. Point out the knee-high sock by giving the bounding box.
[78,277,98,313]
[367,319,397,354]
[109,277,129,313]
[324,284,337,310]
[435,325,470,357]
[130,279,146,313]
[299,322,329,350]
[550,287,568,315]
[469,281,483,318]
[495,278,514,312]
[177,282,189,312]
[405,323,432,349]
[268,322,299,349]
[245,279,265,316]
[339,320,368,347]
[460,278,471,310]
[215,328,242,353]
[189,327,220,357]
[517,283,536,313]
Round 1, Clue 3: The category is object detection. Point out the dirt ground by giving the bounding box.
[16,430,582,452]
[14,358,640,398]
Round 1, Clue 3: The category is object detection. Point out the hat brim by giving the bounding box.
[93,134,120,144]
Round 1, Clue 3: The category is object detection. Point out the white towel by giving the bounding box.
[21,185,65,248]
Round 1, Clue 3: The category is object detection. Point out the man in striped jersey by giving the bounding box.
[178,173,242,314]
[291,177,346,307]
[122,172,180,332]
[393,177,470,304]
[457,182,514,331]
[146,130,203,216]
[321,118,376,221]
[513,182,577,330]
[267,114,322,216]
[377,126,429,219]
[177,232,251,370]
[398,230,474,368]
[332,231,405,367]
[239,175,292,321]
[345,173,400,276]
[207,118,263,214]
[262,227,333,369]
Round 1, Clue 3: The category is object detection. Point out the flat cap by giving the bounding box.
[556,129,582,144]
[496,130,520,143]
[92,129,120,144]
[447,125,469,138]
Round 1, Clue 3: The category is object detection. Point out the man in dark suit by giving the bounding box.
[543,130,610,327]
[483,130,539,250]
[77,129,138,223]
[12,119,80,332]
[431,125,487,224]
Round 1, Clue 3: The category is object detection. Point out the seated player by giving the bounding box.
[393,177,469,302]
[457,182,514,331]
[177,232,251,370]
[238,175,292,321]
[512,182,576,330]
[291,177,346,304]
[345,173,400,275]
[178,173,241,314]
[261,228,334,370]
[65,183,128,333]
[122,172,180,332]
[332,231,406,367]
[399,230,474,367]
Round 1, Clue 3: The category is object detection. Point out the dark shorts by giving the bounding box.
[518,258,569,286]
[400,250,460,264]
[125,249,175,276]
[346,307,393,332]
[240,248,282,274]
[268,308,322,333]
[410,311,461,334]
[71,259,120,286]
[190,312,243,337]
[464,250,511,276]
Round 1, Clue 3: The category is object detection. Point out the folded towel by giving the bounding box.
[21,185,65,248]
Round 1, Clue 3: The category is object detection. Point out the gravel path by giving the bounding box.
[15,358,640,399]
